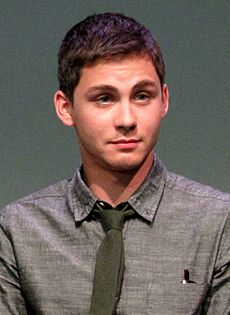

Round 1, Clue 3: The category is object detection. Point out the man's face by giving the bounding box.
[68,54,169,173]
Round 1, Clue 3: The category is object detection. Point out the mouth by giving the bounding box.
[110,138,141,149]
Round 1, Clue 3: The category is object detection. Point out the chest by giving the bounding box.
[17,212,216,314]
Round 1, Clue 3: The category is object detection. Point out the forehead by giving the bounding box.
[77,54,160,91]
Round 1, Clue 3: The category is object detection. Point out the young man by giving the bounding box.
[0,13,230,314]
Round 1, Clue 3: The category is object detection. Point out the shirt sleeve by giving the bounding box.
[204,211,230,314]
[0,205,28,315]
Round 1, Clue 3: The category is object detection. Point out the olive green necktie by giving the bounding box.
[89,201,135,315]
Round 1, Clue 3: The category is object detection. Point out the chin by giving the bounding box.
[105,156,149,173]
[110,164,140,173]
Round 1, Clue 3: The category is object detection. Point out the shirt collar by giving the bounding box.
[67,154,167,224]
[67,167,97,223]
[128,155,167,222]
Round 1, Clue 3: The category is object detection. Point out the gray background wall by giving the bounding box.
[1,0,229,208]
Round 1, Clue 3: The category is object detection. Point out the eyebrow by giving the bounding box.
[85,80,158,97]
[133,80,158,90]
[85,85,117,97]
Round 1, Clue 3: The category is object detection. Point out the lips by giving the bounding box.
[111,138,140,144]
[110,138,141,149]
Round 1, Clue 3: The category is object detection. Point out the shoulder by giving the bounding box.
[0,179,70,228]
[165,170,230,204]
[5,178,70,205]
[162,171,230,250]
[163,170,230,222]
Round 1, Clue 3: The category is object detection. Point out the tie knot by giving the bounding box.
[93,201,135,233]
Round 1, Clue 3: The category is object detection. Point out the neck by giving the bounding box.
[82,153,154,207]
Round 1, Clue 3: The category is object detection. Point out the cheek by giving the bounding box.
[76,109,108,131]
[140,111,161,130]
[75,118,104,143]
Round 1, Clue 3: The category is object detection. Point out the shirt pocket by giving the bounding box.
[147,282,210,315]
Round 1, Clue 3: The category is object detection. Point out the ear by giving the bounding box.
[54,91,74,126]
[160,83,169,119]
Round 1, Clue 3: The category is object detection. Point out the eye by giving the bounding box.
[96,94,112,105]
[135,92,150,102]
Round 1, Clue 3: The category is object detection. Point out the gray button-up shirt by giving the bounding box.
[1,156,230,314]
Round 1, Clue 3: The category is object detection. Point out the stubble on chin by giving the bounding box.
[103,152,153,174]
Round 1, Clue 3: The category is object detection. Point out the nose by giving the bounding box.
[114,101,137,132]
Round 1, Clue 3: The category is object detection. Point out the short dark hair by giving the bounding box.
[58,12,165,101]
